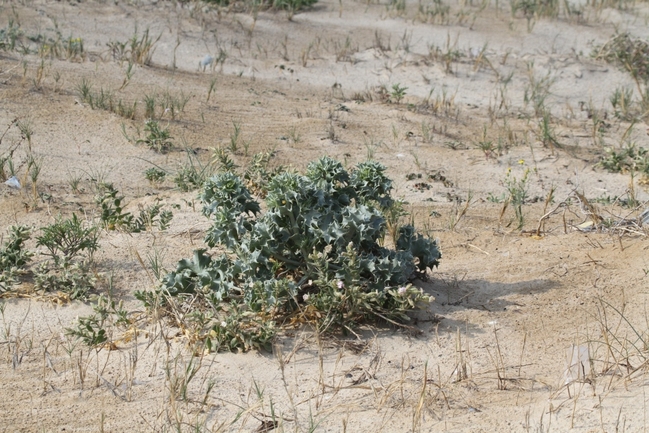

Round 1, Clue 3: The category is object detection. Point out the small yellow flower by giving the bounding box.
[518,159,525,165]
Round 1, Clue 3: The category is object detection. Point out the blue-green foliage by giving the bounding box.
[150,156,441,351]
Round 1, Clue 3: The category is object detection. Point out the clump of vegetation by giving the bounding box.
[33,214,99,300]
[76,78,137,120]
[36,214,99,265]
[203,0,318,12]
[0,219,100,300]
[96,183,173,232]
[390,83,408,103]
[594,33,649,115]
[173,150,216,192]
[107,28,160,66]
[145,167,167,185]
[136,156,441,352]
[66,293,129,347]
[504,167,531,230]
[0,226,33,293]
[0,20,25,52]
[137,120,173,153]
[510,0,560,31]
[599,143,649,177]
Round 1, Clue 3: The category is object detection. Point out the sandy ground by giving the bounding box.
[2,0,649,431]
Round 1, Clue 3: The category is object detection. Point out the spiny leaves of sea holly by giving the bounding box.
[397,225,441,272]
[201,173,260,249]
[201,172,260,218]
[350,160,393,208]
[306,156,353,209]
[152,156,442,352]
[162,249,236,300]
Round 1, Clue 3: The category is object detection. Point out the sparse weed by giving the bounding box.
[427,33,462,74]
[272,0,319,18]
[76,78,137,120]
[610,86,635,120]
[119,61,136,90]
[334,36,358,62]
[37,33,84,61]
[0,19,25,52]
[66,294,129,347]
[16,119,34,151]
[287,126,301,144]
[599,143,649,178]
[137,120,173,153]
[510,0,560,31]
[228,121,242,153]
[160,90,191,120]
[145,167,167,185]
[0,226,33,293]
[131,202,174,232]
[174,150,215,192]
[96,184,173,232]
[96,184,134,230]
[143,93,157,119]
[390,83,408,104]
[523,63,555,118]
[67,170,83,193]
[418,0,451,24]
[36,214,99,265]
[33,214,99,300]
[504,166,531,230]
[26,153,43,202]
[595,33,649,111]
[206,78,217,103]
[536,110,561,152]
[34,260,97,300]
[107,28,160,66]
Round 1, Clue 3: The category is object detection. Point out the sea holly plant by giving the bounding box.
[137,156,441,352]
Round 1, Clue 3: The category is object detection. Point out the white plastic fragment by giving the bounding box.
[564,345,590,384]
[200,54,214,71]
[4,176,21,189]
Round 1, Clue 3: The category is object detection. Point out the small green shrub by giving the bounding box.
[36,214,99,265]
[96,183,173,232]
[137,156,441,352]
[107,28,160,66]
[174,150,215,192]
[595,33,649,111]
[599,143,649,176]
[34,261,97,300]
[131,201,174,232]
[390,83,408,103]
[145,167,167,185]
[33,215,99,300]
[0,226,33,293]
[504,167,531,230]
[137,120,173,153]
[0,20,25,52]
[97,183,133,230]
[66,294,130,347]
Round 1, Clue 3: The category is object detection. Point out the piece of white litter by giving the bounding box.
[200,54,214,71]
[575,220,595,232]
[564,345,590,384]
[4,176,21,189]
